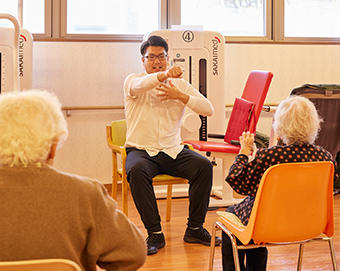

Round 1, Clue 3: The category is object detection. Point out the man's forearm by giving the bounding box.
[130,73,159,96]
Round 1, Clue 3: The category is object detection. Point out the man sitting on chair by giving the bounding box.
[0,90,146,271]
[123,35,221,255]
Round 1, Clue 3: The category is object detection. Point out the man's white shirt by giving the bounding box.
[123,72,214,159]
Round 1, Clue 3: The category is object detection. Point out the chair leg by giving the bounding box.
[112,153,118,199]
[327,238,338,271]
[122,179,129,216]
[166,184,173,222]
[218,222,241,271]
[230,235,241,271]
[297,243,304,271]
[208,222,218,271]
[112,180,117,200]
[112,179,117,200]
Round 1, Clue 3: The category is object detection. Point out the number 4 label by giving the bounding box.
[182,30,194,42]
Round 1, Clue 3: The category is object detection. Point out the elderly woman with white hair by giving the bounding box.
[0,90,146,271]
[222,95,338,271]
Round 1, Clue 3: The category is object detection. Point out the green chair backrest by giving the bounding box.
[111,119,127,147]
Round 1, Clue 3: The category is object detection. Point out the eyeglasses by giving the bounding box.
[144,53,168,61]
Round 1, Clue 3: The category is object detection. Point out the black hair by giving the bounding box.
[140,35,168,56]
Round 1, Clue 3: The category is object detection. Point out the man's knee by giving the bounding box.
[194,153,213,173]
[127,160,149,184]
[189,155,212,187]
[199,157,213,183]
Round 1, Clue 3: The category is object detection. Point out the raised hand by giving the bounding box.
[156,80,189,104]
[166,66,183,79]
[239,131,255,156]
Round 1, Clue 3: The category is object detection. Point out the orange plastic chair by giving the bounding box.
[209,161,337,271]
[0,259,81,271]
[106,119,189,221]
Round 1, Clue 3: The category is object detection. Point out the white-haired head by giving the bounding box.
[273,95,321,145]
[0,90,68,166]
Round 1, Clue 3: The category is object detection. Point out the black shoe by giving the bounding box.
[146,233,166,255]
[183,226,222,246]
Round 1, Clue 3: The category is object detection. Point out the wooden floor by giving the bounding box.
[114,191,340,271]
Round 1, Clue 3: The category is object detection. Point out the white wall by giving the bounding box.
[32,42,340,184]
[225,44,340,104]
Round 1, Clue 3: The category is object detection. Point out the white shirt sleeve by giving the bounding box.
[187,95,214,116]
[175,79,214,117]
[126,72,160,97]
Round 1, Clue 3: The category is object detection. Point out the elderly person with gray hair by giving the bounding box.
[222,95,338,271]
[0,90,146,271]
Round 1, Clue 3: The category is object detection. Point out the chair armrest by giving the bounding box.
[106,124,125,154]
[107,144,124,154]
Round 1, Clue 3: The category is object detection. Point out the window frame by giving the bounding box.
[274,0,340,43]
[20,0,52,40]
[168,0,274,42]
[16,0,340,44]
[57,0,167,42]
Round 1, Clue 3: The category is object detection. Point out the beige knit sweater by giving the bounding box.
[0,165,146,271]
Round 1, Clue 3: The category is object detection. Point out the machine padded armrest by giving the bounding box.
[183,140,240,153]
